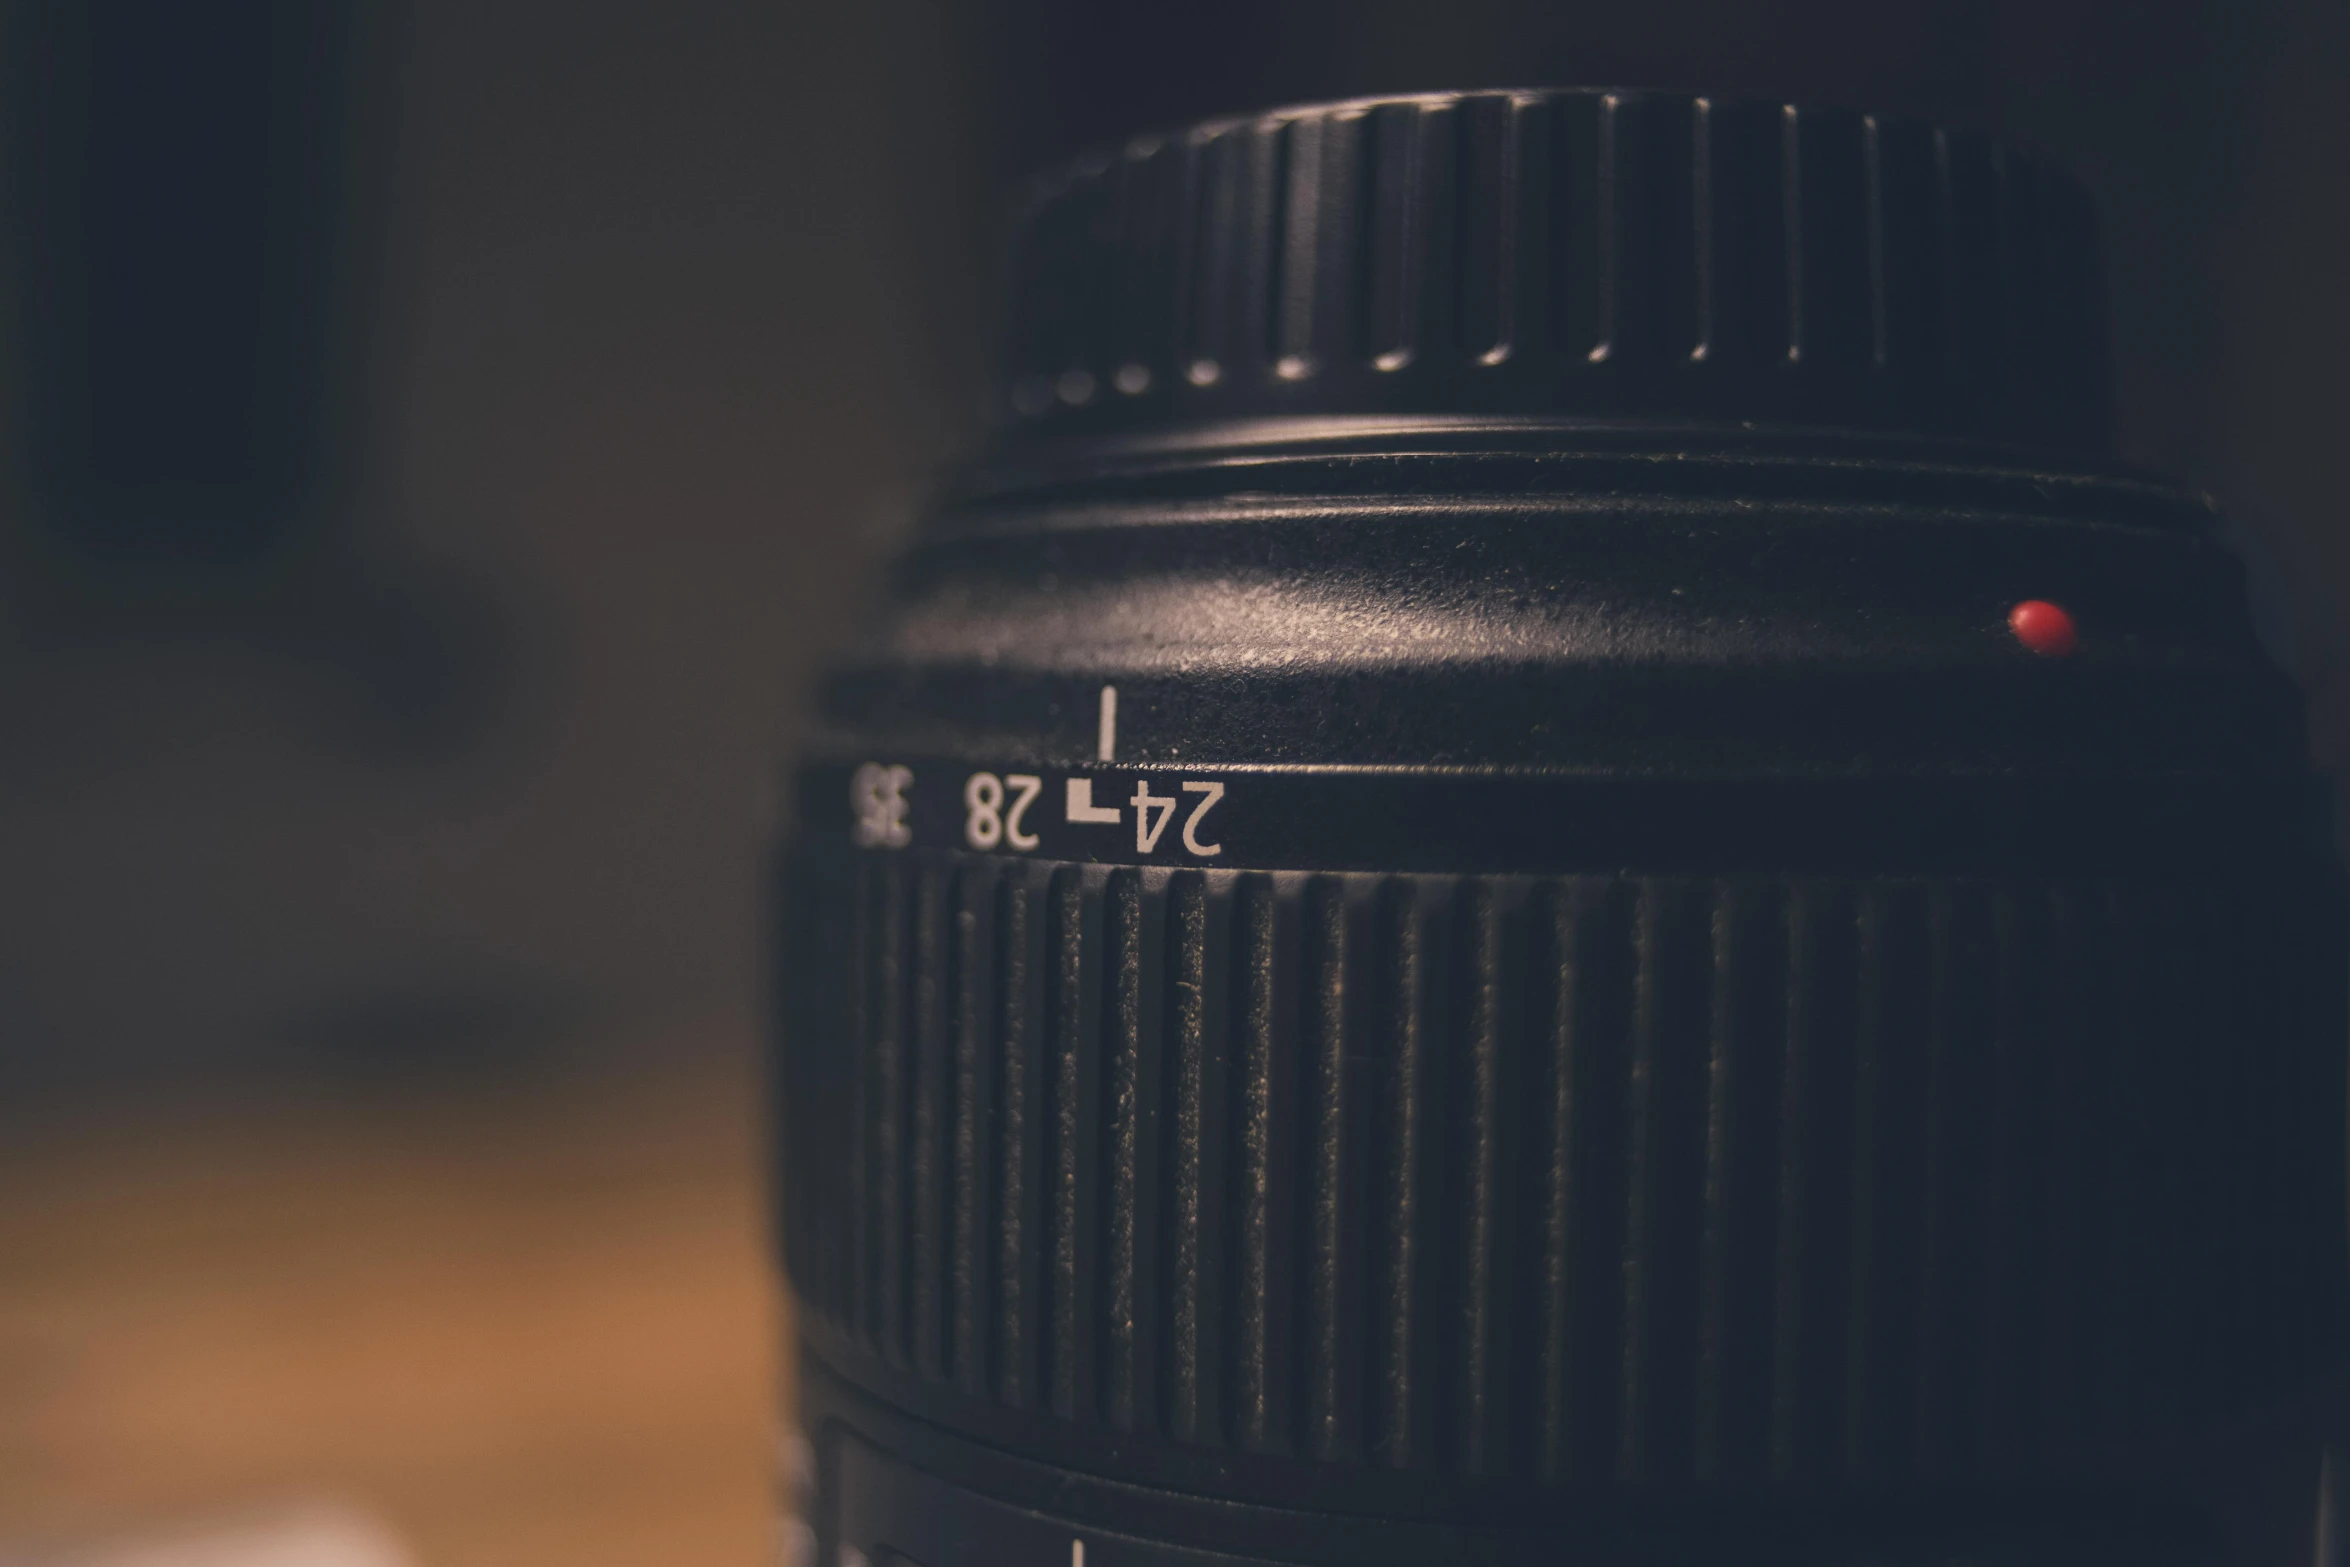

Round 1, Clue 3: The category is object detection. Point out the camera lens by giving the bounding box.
[774,90,2345,1567]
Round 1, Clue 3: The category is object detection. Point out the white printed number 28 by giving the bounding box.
[964,772,1043,851]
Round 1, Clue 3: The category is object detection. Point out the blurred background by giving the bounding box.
[0,0,2342,1560]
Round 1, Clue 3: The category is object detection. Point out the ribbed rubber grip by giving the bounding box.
[998,90,2109,451]
[777,848,2343,1492]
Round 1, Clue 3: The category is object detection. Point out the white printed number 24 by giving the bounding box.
[964,772,1042,850]
[1133,779,1223,857]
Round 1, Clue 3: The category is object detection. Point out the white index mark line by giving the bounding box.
[1072,1542,1085,1567]
[1097,684,1118,762]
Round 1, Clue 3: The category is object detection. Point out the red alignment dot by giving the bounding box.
[2009,599,2077,657]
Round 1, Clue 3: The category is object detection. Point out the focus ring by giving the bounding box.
[777,845,2343,1494]
[999,90,2109,450]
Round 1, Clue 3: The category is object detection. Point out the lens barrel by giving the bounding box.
[775,90,2345,1567]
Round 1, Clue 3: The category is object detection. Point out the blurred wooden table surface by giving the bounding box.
[0,1035,779,1564]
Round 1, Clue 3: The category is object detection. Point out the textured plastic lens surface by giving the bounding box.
[774,90,2346,1567]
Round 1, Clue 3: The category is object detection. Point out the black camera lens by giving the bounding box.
[774,90,2345,1567]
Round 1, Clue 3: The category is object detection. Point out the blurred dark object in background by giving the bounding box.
[19,0,353,568]
[11,0,512,772]
[0,0,2343,1555]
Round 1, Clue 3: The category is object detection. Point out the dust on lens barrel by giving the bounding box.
[774,90,2346,1567]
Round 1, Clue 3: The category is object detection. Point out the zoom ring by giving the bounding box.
[777,847,2344,1492]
